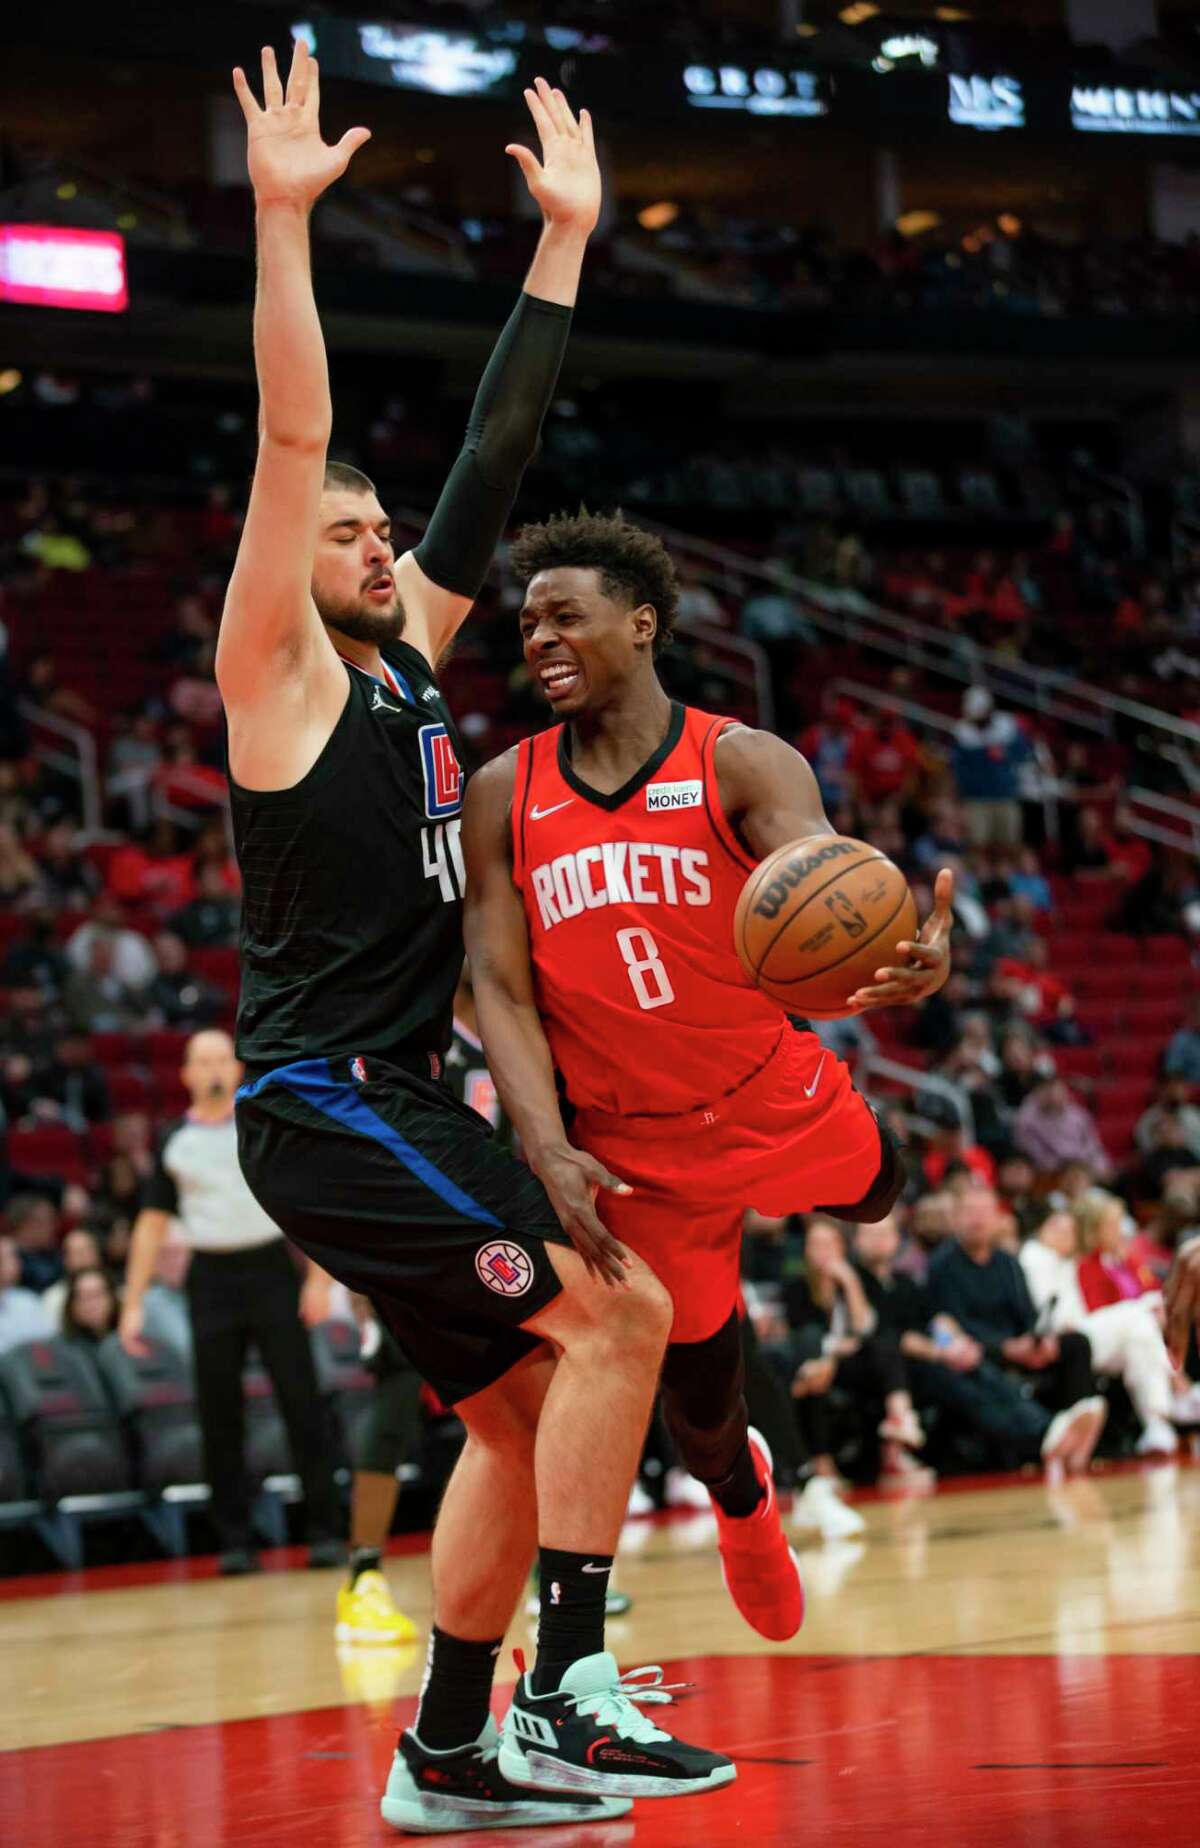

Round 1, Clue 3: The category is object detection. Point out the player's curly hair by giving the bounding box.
[509,507,679,657]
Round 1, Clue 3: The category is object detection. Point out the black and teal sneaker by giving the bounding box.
[498,1651,736,1800]
[381,1713,631,1833]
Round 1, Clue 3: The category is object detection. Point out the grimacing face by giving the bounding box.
[519,566,656,718]
[311,489,405,645]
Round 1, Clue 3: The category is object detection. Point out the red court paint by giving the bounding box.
[3,1654,1197,1847]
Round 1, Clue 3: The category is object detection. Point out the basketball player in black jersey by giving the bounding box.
[221,41,733,1834]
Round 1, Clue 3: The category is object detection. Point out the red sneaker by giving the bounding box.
[713,1429,805,1642]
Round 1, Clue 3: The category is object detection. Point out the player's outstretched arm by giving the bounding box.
[461,755,631,1287]
[396,79,602,667]
[217,41,370,718]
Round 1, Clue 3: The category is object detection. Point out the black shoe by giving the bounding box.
[380,1715,632,1832]
[498,1651,736,1800]
[307,1538,348,1570]
[218,1549,262,1576]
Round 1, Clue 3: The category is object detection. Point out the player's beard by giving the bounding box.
[317,586,407,646]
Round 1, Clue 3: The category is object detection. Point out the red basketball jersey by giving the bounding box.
[511,703,784,1118]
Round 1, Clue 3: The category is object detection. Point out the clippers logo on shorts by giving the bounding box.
[419,724,463,821]
[475,1240,535,1297]
[645,778,703,812]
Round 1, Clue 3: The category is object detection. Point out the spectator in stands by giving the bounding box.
[20,649,95,726]
[106,712,162,831]
[1061,805,1111,877]
[1008,847,1053,916]
[739,564,815,646]
[854,1214,1062,1470]
[1075,1190,1162,1311]
[41,1227,104,1327]
[912,796,968,877]
[0,824,45,907]
[35,819,102,910]
[0,762,36,838]
[992,936,1088,1046]
[1020,1205,1187,1455]
[848,708,922,808]
[60,1266,120,1344]
[141,1234,193,1358]
[1015,1077,1111,1180]
[106,820,195,912]
[0,1233,53,1352]
[1126,1111,1200,1202]
[797,690,858,815]
[8,1194,62,1293]
[29,1034,111,1127]
[951,687,1031,851]
[1164,998,1200,1085]
[894,1192,954,1283]
[63,934,151,1034]
[785,1215,926,1480]
[926,1188,1106,1466]
[920,1098,997,1190]
[92,1114,155,1249]
[66,901,156,989]
[161,593,216,672]
[2,911,68,998]
[995,1027,1053,1114]
[169,860,240,948]
[1137,1079,1200,1162]
[145,932,224,1030]
[996,1154,1041,1240]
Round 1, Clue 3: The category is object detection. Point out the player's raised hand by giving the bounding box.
[232,39,371,207]
[533,1142,632,1287]
[846,866,956,1012]
[506,77,601,237]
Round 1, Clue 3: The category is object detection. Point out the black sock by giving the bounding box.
[532,1547,613,1693]
[348,1544,382,1586]
[708,1441,766,1519]
[413,1626,502,1752]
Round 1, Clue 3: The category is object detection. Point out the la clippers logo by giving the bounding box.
[475,1240,534,1297]
[419,723,463,821]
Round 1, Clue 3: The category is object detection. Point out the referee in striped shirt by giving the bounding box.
[120,1030,342,1573]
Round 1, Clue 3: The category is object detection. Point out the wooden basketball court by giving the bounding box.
[3,1461,1199,1845]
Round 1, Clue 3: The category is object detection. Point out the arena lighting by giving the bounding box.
[0,368,21,394]
[638,201,679,230]
[358,21,518,95]
[895,209,941,237]
[947,73,1025,131]
[839,3,879,22]
[1071,84,1200,136]
[998,212,1021,235]
[0,226,128,312]
[682,63,828,117]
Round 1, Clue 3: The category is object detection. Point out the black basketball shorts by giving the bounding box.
[235,1055,570,1406]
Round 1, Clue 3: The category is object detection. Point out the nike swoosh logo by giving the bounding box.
[530,800,573,820]
[803,1055,826,1101]
[580,1562,611,1574]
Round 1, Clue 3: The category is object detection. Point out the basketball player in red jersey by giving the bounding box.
[462,511,954,1646]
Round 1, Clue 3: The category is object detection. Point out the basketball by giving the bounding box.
[734,833,918,1018]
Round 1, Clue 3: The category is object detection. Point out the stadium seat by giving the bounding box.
[94,1334,204,1497]
[311,1318,376,1463]
[0,1338,133,1502]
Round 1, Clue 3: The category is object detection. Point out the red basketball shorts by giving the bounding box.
[573,1027,886,1343]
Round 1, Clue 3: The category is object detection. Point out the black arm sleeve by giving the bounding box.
[413,292,573,601]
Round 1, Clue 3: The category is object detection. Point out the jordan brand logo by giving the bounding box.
[371,684,403,715]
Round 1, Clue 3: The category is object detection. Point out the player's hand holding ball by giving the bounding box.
[734,834,954,1018]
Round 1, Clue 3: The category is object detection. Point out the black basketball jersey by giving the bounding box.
[229,641,466,1071]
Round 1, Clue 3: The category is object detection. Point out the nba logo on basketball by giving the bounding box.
[475,1240,534,1297]
[420,723,463,820]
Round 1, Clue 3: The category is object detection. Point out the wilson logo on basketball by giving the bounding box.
[475,1241,535,1297]
[752,839,858,921]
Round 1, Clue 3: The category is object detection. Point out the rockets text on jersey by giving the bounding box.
[512,702,785,1120]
